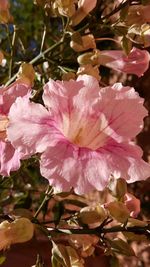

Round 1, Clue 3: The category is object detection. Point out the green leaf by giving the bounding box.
[109,238,135,257]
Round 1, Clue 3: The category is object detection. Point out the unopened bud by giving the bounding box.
[105,201,130,223]
[108,178,127,199]
[17,63,35,86]
[77,64,101,81]
[62,72,76,81]
[79,204,107,225]
[77,49,101,66]
[70,34,96,52]
[124,193,140,218]
[71,0,97,26]
[0,218,34,250]
[128,24,150,47]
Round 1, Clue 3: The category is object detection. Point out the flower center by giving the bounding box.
[0,115,9,140]
[61,111,109,150]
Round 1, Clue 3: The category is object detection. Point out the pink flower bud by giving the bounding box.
[124,193,140,218]
[71,0,97,26]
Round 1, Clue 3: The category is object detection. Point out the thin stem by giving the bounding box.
[5,39,63,86]
[47,224,150,237]
[95,37,120,45]
[9,25,17,79]
[40,25,46,52]
[34,185,53,219]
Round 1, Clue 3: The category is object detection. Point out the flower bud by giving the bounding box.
[77,64,101,81]
[69,234,99,258]
[71,0,97,26]
[53,0,76,17]
[124,193,140,218]
[17,63,35,86]
[62,72,76,81]
[127,24,150,48]
[125,4,150,26]
[105,201,130,223]
[108,178,127,199]
[70,34,96,52]
[79,204,107,225]
[0,218,34,250]
[77,49,101,66]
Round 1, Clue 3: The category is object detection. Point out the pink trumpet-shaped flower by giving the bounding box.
[0,81,30,176]
[7,75,150,194]
[99,47,150,77]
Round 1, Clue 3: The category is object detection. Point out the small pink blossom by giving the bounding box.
[0,81,30,176]
[7,75,150,194]
[99,47,150,77]
[124,193,140,218]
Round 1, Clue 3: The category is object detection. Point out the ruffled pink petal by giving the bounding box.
[0,140,20,176]
[0,81,31,115]
[97,83,147,141]
[7,96,64,157]
[99,47,150,77]
[43,77,84,113]
[40,142,102,194]
[40,139,150,194]
[101,140,150,182]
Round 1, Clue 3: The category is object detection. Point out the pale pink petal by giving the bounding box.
[124,193,140,218]
[97,83,147,141]
[0,81,31,115]
[40,143,99,194]
[102,141,150,182]
[40,139,150,194]
[7,96,64,157]
[0,140,20,176]
[99,47,150,77]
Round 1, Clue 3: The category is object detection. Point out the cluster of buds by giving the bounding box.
[34,0,97,22]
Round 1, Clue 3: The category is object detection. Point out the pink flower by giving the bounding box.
[99,47,150,77]
[0,81,30,176]
[7,75,150,194]
[124,193,140,218]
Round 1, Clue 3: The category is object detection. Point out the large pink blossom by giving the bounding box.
[0,81,30,176]
[99,47,150,77]
[7,75,150,194]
